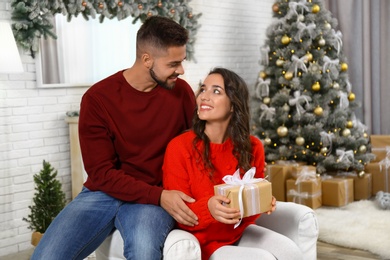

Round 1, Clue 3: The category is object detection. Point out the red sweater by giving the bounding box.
[79,70,195,205]
[163,131,265,260]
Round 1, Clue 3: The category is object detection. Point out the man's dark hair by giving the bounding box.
[136,16,188,56]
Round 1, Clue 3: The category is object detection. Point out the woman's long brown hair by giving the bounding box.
[192,68,253,179]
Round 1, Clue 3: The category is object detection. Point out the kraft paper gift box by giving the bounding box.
[214,168,272,218]
[336,172,372,201]
[266,161,303,201]
[322,178,354,207]
[370,135,390,162]
[365,158,390,195]
[286,178,322,209]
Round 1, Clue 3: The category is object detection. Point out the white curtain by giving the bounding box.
[41,15,141,85]
[324,0,390,134]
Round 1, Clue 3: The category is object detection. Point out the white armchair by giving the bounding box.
[95,201,319,260]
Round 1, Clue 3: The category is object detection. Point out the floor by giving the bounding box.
[2,241,381,260]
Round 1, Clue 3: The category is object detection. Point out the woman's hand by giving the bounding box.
[266,196,277,215]
[208,195,241,224]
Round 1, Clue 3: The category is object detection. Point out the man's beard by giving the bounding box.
[149,68,178,90]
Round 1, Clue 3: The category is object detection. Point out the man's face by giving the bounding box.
[149,45,186,90]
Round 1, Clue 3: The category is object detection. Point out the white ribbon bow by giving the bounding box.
[320,131,334,154]
[286,0,309,20]
[330,29,343,54]
[338,91,349,109]
[346,79,352,93]
[336,149,354,166]
[222,167,264,228]
[323,56,340,77]
[259,104,275,122]
[260,46,270,66]
[295,22,316,41]
[295,166,318,185]
[351,113,368,132]
[379,157,390,171]
[289,55,308,76]
[289,91,312,117]
[255,78,270,98]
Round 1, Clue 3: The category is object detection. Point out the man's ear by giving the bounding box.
[142,53,152,69]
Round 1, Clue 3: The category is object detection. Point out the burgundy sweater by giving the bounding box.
[163,131,265,259]
[79,70,195,205]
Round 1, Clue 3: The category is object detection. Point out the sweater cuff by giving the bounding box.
[150,186,164,206]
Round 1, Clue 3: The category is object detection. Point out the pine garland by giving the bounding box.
[11,0,201,60]
[23,160,66,233]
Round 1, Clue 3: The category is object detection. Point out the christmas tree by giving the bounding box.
[251,0,374,175]
[23,160,66,233]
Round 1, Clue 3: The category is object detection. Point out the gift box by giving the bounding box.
[370,135,390,162]
[214,168,272,218]
[290,165,317,179]
[322,178,354,207]
[266,161,303,201]
[365,158,390,195]
[286,177,322,209]
[336,172,372,201]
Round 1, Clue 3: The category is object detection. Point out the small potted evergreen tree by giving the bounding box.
[23,160,67,246]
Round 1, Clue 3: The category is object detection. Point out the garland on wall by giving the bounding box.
[10,0,201,60]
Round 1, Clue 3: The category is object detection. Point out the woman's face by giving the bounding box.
[197,73,232,124]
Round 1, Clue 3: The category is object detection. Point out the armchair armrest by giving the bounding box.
[255,201,319,260]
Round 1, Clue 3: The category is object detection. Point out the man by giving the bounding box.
[32,16,198,260]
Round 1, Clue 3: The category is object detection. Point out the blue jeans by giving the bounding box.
[31,187,175,260]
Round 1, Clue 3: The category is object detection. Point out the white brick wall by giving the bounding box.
[0,0,273,256]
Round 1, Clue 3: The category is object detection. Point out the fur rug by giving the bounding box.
[315,200,390,259]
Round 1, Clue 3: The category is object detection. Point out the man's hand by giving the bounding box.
[208,195,241,225]
[160,190,198,226]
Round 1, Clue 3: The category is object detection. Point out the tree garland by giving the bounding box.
[10,0,201,60]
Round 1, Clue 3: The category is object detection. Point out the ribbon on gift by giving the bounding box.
[295,166,318,185]
[372,146,390,158]
[222,167,265,228]
[289,91,312,117]
[379,157,390,192]
[287,189,321,204]
[255,78,270,98]
[289,54,308,76]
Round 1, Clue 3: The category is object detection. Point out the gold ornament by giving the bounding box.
[98,2,104,8]
[333,82,340,89]
[138,3,143,9]
[318,37,326,46]
[363,132,368,138]
[260,71,267,79]
[157,1,163,7]
[348,92,356,101]
[324,22,331,30]
[188,12,193,18]
[283,103,290,112]
[296,137,305,146]
[346,120,353,128]
[284,71,293,80]
[277,126,288,137]
[359,145,367,153]
[82,1,87,7]
[272,3,279,12]
[320,147,328,154]
[170,9,176,14]
[264,137,272,145]
[306,52,313,62]
[263,97,271,105]
[341,62,348,71]
[311,82,320,91]
[342,128,351,137]
[358,171,365,178]
[314,106,323,116]
[276,59,284,67]
[281,35,291,45]
[312,4,320,13]
[298,14,305,22]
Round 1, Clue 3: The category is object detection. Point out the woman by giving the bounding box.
[163,68,299,260]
